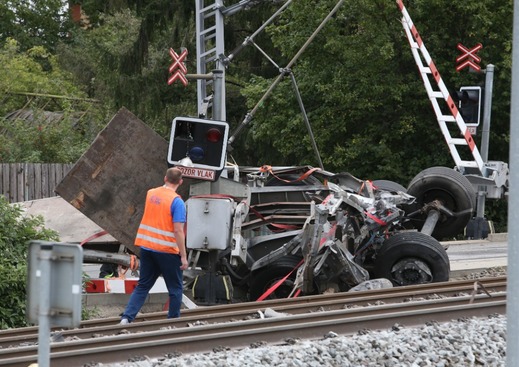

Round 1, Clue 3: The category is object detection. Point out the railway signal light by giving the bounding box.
[454,86,482,126]
[168,116,229,175]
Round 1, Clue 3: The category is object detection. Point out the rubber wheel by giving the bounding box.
[249,255,302,301]
[406,166,476,239]
[372,180,407,193]
[373,232,450,286]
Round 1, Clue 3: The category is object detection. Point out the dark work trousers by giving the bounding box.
[121,248,183,321]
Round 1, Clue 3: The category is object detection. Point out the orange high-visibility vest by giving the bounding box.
[135,186,180,254]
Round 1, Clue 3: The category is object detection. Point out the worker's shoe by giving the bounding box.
[119,318,130,325]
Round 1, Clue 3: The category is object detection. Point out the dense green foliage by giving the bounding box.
[0,0,72,53]
[0,0,512,229]
[239,0,512,182]
[0,37,107,162]
[0,196,59,329]
[57,0,199,136]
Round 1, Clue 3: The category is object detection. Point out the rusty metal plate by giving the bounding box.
[55,108,169,255]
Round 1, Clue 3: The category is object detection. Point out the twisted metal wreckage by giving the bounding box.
[182,164,472,303]
[248,171,438,298]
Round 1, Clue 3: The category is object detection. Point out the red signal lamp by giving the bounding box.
[206,128,222,143]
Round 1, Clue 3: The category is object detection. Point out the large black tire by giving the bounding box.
[372,180,407,193]
[249,255,302,301]
[373,232,450,286]
[406,167,476,239]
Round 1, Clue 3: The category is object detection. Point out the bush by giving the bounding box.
[0,195,59,329]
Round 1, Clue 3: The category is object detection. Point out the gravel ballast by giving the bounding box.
[97,314,506,367]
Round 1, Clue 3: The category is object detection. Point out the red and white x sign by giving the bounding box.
[456,43,482,72]
[168,48,188,86]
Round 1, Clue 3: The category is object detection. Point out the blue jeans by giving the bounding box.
[122,248,183,321]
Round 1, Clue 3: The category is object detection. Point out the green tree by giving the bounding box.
[231,0,511,231]
[0,0,72,53]
[237,0,512,184]
[58,2,199,137]
[0,196,59,329]
[0,38,105,163]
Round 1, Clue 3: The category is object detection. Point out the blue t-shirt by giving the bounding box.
[170,196,186,223]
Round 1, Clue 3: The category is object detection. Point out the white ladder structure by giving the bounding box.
[194,0,269,120]
[397,0,486,176]
[195,0,226,119]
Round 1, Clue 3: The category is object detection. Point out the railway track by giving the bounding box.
[0,276,506,366]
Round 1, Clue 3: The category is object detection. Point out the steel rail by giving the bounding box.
[0,292,506,367]
[2,277,507,342]
[0,276,505,349]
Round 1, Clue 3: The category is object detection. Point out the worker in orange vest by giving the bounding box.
[120,167,188,324]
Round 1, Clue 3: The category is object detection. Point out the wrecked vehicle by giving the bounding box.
[55,109,476,304]
[183,163,475,303]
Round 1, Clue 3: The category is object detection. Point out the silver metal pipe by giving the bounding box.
[420,210,440,236]
[507,1,519,365]
[212,69,224,121]
[481,64,494,163]
[37,245,53,367]
[475,65,495,220]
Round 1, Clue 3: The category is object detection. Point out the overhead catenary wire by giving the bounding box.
[227,0,346,150]
[289,72,324,169]
[223,0,295,64]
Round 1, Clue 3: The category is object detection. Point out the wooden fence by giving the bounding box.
[0,163,73,203]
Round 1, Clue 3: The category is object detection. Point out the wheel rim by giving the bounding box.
[421,188,457,212]
[390,257,433,286]
[406,166,476,239]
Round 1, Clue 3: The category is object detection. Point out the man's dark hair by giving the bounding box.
[166,168,183,184]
